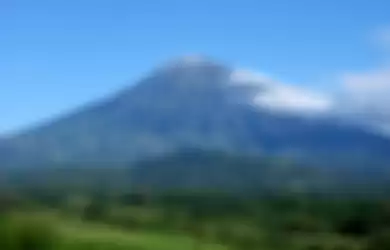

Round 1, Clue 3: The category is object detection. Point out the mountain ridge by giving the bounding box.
[1,57,390,167]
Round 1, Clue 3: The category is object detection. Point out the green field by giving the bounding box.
[3,212,227,250]
[3,190,390,250]
[61,220,226,250]
[2,211,367,250]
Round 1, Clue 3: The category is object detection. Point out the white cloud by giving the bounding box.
[340,66,390,133]
[229,69,334,115]
[229,69,275,86]
[342,67,390,99]
[328,25,390,135]
[228,24,390,135]
[254,84,333,114]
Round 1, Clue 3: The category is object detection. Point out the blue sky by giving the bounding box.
[1,0,390,134]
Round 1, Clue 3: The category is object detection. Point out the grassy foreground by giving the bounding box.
[60,219,226,250]
[1,212,227,250]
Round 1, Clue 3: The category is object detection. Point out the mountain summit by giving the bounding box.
[2,57,390,166]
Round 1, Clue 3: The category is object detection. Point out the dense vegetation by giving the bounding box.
[2,186,390,250]
[1,153,390,250]
[4,151,389,197]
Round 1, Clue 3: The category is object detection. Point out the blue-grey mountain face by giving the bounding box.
[2,57,390,166]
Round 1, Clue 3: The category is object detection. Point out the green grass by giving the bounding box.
[3,211,365,250]
[61,221,226,250]
[6,212,226,250]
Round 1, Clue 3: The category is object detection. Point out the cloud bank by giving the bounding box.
[229,69,334,115]
[228,25,390,135]
[339,66,390,133]
[337,25,390,133]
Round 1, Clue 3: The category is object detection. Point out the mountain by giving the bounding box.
[129,149,333,194]
[1,56,390,167]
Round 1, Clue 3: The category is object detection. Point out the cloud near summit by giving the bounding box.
[339,66,390,133]
[229,65,390,134]
[229,69,334,115]
[337,25,390,133]
[227,25,390,134]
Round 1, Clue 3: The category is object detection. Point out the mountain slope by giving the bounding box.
[129,149,331,193]
[2,57,390,166]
